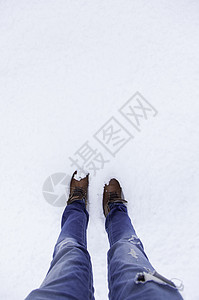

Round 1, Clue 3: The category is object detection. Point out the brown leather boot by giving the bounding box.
[67,170,89,206]
[103,178,128,217]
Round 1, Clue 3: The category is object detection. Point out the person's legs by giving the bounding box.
[106,202,183,300]
[26,199,95,300]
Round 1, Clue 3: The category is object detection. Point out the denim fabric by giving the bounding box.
[25,200,94,300]
[25,200,183,300]
[105,203,183,300]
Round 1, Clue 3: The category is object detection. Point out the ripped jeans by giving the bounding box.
[25,200,183,300]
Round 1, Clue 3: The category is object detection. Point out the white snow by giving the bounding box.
[74,171,88,181]
[0,1,199,299]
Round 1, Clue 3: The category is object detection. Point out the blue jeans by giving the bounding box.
[25,200,183,300]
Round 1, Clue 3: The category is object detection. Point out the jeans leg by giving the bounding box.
[25,200,95,300]
[105,203,183,300]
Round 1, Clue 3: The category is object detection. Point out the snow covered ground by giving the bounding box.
[0,1,199,299]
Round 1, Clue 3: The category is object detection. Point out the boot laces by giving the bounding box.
[69,187,86,200]
[109,191,120,200]
[108,191,127,203]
